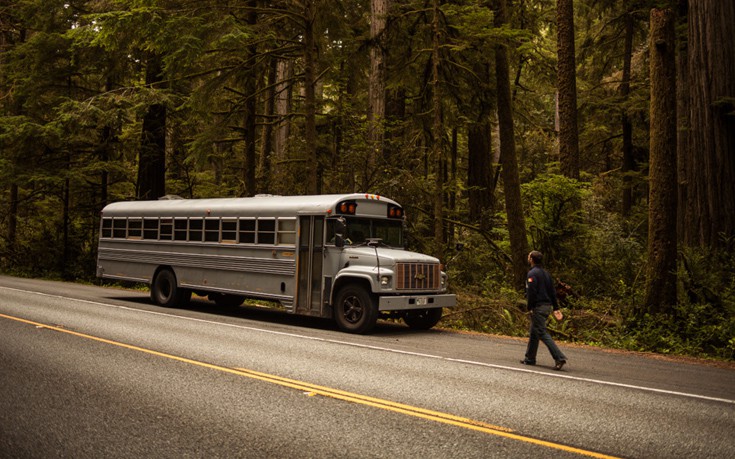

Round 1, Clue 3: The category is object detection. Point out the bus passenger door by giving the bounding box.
[296,216,324,316]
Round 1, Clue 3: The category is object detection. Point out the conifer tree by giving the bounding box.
[644,8,677,314]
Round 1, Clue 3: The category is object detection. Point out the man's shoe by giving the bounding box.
[554,360,566,371]
[520,360,536,366]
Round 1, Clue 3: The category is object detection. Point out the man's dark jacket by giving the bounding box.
[525,265,559,311]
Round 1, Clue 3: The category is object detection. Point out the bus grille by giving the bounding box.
[395,263,440,291]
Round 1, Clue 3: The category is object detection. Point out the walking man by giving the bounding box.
[521,251,567,370]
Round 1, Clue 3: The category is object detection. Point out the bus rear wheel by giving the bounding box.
[403,308,442,330]
[151,269,191,307]
[333,286,378,334]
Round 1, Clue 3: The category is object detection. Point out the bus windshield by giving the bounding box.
[328,217,404,248]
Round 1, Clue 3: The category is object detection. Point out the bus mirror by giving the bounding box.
[334,217,346,235]
[334,217,346,248]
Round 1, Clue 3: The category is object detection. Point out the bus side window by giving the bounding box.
[189,218,203,242]
[239,219,255,244]
[160,219,173,240]
[258,219,276,245]
[174,218,188,241]
[205,218,220,242]
[127,219,142,239]
[113,218,127,239]
[222,219,237,243]
[101,218,113,238]
[144,218,159,240]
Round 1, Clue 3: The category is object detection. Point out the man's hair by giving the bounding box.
[529,251,543,264]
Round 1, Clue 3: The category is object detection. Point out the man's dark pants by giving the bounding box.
[524,303,566,364]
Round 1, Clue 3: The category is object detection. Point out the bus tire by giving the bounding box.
[151,269,191,307]
[333,285,378,334]
[403,308,442,330]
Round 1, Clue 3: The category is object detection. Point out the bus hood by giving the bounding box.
[341,246,440,266]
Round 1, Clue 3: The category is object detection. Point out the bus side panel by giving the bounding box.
[98,240,297,307]
[195,245,296,306]
[97,240,158,283]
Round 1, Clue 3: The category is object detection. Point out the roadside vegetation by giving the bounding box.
[438,175,735,360]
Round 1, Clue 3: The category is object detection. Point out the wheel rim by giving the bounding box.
[342,295,364,324]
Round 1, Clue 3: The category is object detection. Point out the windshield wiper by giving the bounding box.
[364,238,391,248]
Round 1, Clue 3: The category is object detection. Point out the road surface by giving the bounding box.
[1,275,733,458]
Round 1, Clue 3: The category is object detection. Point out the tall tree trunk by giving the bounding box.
[258,57,277,194]
[684,0,735,247]
[367,0,389,188]
[644,8,677,314]
[448,127,457,241]
[137,54,166,200]
[621,9,635,216]
[431,0,444,258]
[62,162,70,279]
[3,29,21,253]
[242,0,258,197]
[556,0,580,179]
[7,183,18,248]
[384,87,406,165]
[274,59,293,161]
[98,78,115,210]
[304,0,319,194]
[467,117,494,229]
[495,0,529,290]
[676,0,689,243]
[98,125,111,208]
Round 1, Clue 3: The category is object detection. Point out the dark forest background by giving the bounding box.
[1,0,733,358]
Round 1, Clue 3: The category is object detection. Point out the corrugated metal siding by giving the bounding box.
[98,247,295,276]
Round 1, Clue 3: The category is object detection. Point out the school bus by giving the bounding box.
[97,194,455,333]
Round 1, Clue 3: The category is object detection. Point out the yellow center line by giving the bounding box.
[234,366,514,432]
[1,312,619,459]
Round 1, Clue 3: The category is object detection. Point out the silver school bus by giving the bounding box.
[97,193,456,333]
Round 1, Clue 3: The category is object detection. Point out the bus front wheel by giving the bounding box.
[151,269,191,307]
[333,286,378,334]
[403,308,442,330]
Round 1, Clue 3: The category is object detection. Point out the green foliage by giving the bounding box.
[574,178,646,301]
[636,246,735,359]
[625,303,735,360]
[441,290,529,338]
[448,243,505,290]
[446,167,734,360]
[521,173,590,265]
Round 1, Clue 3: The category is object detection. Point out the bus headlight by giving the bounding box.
[380,275,392,287]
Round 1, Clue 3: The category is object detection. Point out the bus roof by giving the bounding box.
[100,194,401,218]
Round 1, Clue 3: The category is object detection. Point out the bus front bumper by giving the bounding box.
[378,294,456,311]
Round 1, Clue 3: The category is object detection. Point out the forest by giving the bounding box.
[1,0,733,359]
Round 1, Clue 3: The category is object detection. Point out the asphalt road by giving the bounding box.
[1,275,733,458]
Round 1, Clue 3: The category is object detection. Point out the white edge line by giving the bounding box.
[2,285,734,406]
